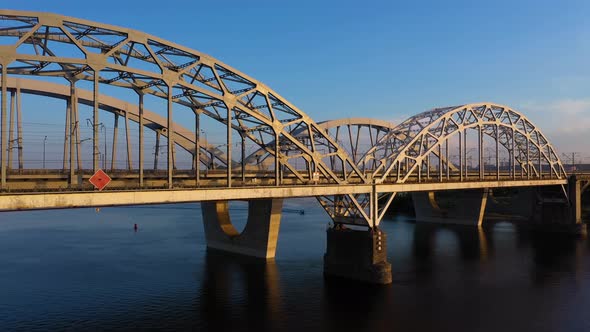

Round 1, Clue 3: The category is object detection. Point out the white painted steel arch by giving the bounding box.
[1,77,231,169]
[243,117,396,171]
[0,9,366,185]
[359,103,566,182]
[0,11,569,229]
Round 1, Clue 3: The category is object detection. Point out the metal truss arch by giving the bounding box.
[360,103,567,183]
[243,117,396,172]
[0,77,231,169]
[0,9,366,184]
[0,11,572,231]
[306,118,397,228]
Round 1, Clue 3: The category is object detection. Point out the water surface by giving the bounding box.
[1,198,589,331]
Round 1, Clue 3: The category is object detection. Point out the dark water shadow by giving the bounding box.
[411,219,586,286]
[321,276,392,332]
[197,250,282,332]
[412,222,491,261]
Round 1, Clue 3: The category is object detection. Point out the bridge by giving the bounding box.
[0,10,586,284]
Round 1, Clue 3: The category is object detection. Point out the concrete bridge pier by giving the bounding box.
[569,175,582,225]
[201,199,283,259]
[528,177,587,233]
[323,227,392,284]
[412,189,490,226]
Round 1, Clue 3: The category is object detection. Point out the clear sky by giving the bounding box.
[8,0,590,162]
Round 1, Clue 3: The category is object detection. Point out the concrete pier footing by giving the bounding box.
[410,180,586,234]
[529,179,585,233]
[201,199,283,259]
[323,227,392,284]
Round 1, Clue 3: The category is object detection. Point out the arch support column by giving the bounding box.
[201,199,283,259]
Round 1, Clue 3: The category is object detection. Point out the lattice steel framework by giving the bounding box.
[320,104,567,227]
[240,116,403,227]
[1,77,232,171]
[243,118,395,170]
[0,10,367,189]
[359,103,566,182]
[310,118,398,227]
[0,11,568,228]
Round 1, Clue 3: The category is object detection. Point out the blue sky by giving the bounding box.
[8,0,590,161]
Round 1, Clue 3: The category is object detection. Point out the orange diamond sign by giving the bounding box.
[89,169,111,191]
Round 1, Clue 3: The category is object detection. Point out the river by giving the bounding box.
[1,198,589,331]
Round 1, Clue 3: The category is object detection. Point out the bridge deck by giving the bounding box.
[0,177,566,212]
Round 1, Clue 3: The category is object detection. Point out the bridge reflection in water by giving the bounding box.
[0,201,589,330]
[199,251,283,332]
[174,219,590,331]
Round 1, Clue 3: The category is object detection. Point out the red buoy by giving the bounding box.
[134,223,138,231]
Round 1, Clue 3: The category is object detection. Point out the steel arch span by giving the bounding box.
[358,103,566,183]
[1,77,233,171]
[0,9,367,187]
[243,117,396,171]
[322,103,567,227]
[0,11,570,230]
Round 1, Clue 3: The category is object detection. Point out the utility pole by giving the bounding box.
[43,136,47,169]
[562,152,581,173]
[87,119,108,170]
[100,123,107,169]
